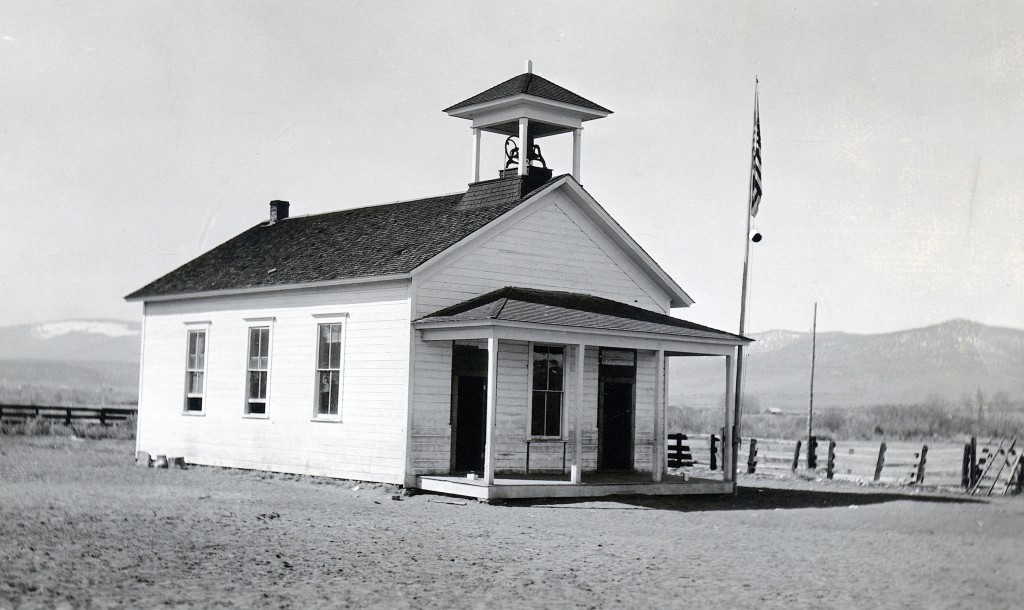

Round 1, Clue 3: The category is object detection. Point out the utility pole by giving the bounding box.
[807,303,817,467]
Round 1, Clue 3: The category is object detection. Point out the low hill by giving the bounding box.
[670,319,1024,411]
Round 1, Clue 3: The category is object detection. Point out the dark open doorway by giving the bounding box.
[451,344,488,473]
[598,348,636,471]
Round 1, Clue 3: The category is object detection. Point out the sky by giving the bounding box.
[1,1,1022,335]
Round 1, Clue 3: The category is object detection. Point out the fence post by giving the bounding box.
[969,436,979,488]
[100,408,107,426]
[826,440,836,480]
[873,442,887,482]
[64,408,72,426]
[709,434,718,471]
[1017,456,1024,494]
[915,444,928,485]
[962,443,972,489]
[807,436,818,470]
[791,439,802,472]
[747,438,758,474]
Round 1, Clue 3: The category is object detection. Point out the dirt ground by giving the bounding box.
[1,437,1021,609]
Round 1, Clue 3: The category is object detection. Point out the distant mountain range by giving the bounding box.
[0,318,1022,410]
[0,320,140,363]
[671,319,1024,411]
[0,320,140,406]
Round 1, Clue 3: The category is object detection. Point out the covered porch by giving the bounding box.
[411,288,751,500]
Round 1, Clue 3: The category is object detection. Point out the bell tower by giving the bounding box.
[444,61,612,184]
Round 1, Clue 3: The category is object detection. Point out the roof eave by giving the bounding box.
[413,318,751,349]
[445,94,612,122]
[125,273,412,303]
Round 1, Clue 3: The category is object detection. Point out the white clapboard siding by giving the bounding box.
[409,339,660,476]
[632,350,657,472]
[409,189,673,476]
[137,282,412,484]
[414,191,671,318]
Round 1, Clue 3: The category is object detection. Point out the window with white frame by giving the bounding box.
[184,329,207,412]
[246,326,270,415]
[531,345,564,437]
[315,322,344,417]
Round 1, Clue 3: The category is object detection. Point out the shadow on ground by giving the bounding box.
[499,485,986,512]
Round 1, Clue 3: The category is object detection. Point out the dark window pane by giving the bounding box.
[329,324,342,369]
[318,325,331,369]
[195,332,206,368]
[186,396,203,412]
[187,332,198,368]
[248,371,263,400]
[533,357,548,390]
[248,328,260,359]
[188,372,203,395]
[248,402,265,415]
[329,371,340,414]
[531,392,546,436]
[318,371,332,414]
[545,393,562,436]
[258,371,267,399]
[548,354,563,391]
[258,328,269,358]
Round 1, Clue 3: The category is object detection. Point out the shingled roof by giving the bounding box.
[415,287,750,343]
[444,73,611,114]
[126,175,561,300]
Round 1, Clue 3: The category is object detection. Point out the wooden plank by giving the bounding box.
[970,438,1005,495]
[874,442,887,482]
[985,438,1016,496]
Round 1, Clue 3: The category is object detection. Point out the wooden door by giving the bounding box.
[598,349,636,471]
[451,345,488,473]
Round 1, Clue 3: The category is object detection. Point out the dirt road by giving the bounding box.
[1,437,1021,609]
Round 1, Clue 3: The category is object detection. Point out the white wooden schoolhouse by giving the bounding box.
[127,65,751,500]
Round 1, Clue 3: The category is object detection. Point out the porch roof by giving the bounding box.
[413,287,751,352]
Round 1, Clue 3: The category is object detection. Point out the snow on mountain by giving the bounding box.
[0,319,141,363]
[31,320,140,340]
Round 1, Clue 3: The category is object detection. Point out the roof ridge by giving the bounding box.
[521,72,533,94]
[490,297,510,319]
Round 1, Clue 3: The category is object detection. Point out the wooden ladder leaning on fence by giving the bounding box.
[968,437,1021,496]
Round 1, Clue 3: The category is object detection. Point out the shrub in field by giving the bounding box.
[1,415,136,440]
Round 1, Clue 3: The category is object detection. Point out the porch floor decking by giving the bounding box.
[416,471,734,500]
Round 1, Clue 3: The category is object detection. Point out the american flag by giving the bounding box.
[749,83,762,217]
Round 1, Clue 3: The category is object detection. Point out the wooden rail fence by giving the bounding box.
[0,404,136,426]
[668,433,1022,494]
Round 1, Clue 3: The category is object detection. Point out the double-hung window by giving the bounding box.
[184,329,207,413]
[246,327,270,415]
[316,322,344,418]
[531,345,564,437]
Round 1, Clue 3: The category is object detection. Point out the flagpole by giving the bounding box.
[733,79,758,486]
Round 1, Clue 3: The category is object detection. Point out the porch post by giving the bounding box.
[723,354,736,482]
[571,343,585,484]
[483,337,499,485]
[652,350,666,482]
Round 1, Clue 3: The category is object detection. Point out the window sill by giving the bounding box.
[243,414,269,420]
[526,437,567,443]
[311,417,342,423]
[182,411,206,417]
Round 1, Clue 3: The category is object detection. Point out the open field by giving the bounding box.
[1,438,1022,609]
